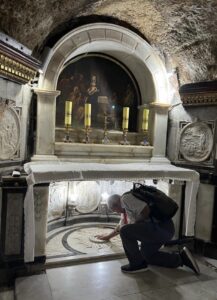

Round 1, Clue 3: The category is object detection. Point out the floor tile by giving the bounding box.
[11,255,217,300]
[0,290,14,300]
[142,274,217,300]
[15,274,53,300]
[205,257,217,268]
[47,259,174,300]
[149,265,200,285]
[102,292,151,300]
[177,281,217,300]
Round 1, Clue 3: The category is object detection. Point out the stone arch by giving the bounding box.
[39,23,169,104]
[34,23,170,163]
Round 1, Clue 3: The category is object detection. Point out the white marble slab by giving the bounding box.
[15,274,52,300]
[0,290,14,300]
[23,162,199,262]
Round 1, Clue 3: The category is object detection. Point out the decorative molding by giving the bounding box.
[150,102,170,108]
[181,92,217,106]
[180,81,217,106]
[0,39,41,84]
[150,102,170,112]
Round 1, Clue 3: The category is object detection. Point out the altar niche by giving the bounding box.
[55,54,140,135]
[45,179,177,264]
[46,180,133,261]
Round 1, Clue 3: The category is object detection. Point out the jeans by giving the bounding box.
[119,219,182,268]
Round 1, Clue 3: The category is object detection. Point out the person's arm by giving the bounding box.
[135,205,150,223]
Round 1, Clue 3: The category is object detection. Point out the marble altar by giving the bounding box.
[23,161,199,262]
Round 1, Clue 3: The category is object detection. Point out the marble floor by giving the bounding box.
[13,255,217,300]
[46,222,124,260]
[0,289,14,300]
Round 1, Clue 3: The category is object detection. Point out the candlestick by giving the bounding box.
[120,129,130,145]
[83,126,91,144]
[140,130,150,146]
[64,101,72,143]
[84,103,91,127]
[122,107,129,130]
[102,113,110,144]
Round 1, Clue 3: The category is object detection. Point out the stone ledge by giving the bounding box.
[54,142,153,160]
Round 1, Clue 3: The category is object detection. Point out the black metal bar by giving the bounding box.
[211,185,217,243]
[179,181,186,239]
[64,182,70,226]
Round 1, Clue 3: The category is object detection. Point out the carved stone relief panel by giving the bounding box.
[48,182,68,222]
[179,121,215,164]
[0,99,21,160]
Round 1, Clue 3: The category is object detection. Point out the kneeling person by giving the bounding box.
[96,192,200,275]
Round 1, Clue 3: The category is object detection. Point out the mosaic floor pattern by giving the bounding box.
[46,223,124,259]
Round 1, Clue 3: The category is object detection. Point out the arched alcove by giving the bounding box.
[56,53,141,132]
[34,23,170,163]
[39,23,169,104]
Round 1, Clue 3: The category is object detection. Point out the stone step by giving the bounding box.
[15,273,53,300]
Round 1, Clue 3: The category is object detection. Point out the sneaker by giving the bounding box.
[180,246,200,275]
[121,262,148,274]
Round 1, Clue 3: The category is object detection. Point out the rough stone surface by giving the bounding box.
[0,0,217,84]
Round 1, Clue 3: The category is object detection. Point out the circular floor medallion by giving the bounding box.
[46,224,123,258]
[66,226,123,254]
[89,235,109,243]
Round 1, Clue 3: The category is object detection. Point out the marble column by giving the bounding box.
[34,185,49,257]
[33,89,60,160]
[149,102,170,163]
[195,183,215,242]
[168,180,184,238]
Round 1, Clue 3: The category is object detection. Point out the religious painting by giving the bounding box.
[56,54,140,132]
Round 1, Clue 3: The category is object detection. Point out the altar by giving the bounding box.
[23,161,199,262]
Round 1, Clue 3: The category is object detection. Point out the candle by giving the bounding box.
[84,103,91,127]
[122,107,129,130]
[142,108,149,131]
[64,101,73,126]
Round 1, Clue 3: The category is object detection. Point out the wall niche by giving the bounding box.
[55,53,141,143]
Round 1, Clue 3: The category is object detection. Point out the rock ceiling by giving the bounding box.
[0,0,217,84]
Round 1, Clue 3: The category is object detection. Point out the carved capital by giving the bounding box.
[150,102,170,113]
[33,88,61,98]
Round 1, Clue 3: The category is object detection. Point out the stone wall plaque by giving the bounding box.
[75,181,101,213]
[48,182,68,221]
[179,122,214,162]
[0,103,20,160]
